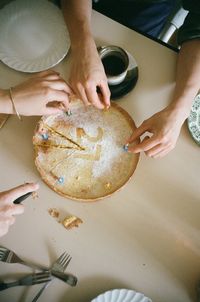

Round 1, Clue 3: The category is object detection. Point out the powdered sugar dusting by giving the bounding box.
[42,103,131,179]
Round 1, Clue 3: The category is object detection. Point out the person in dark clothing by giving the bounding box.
[62,0,200,158]
[93,0,176,38]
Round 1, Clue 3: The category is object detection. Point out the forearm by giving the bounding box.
[61,0,93,49]
[170,40,200,119]
[0,89,13,114]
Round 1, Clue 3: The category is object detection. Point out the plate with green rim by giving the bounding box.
[187,94,200,146]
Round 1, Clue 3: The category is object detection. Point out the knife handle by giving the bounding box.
[13,192,33,204]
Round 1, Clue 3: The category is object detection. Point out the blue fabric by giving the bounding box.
[93,0,176,38]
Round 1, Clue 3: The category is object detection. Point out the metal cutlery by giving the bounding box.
[13,191,33,204]
[0,246,77,287]
[32,252,73,302]
[51,270,77,286]
[0,246,46,270]
[0,271,52,291]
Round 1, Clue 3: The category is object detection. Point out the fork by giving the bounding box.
[0,271,52,291]
[0,246,77,287]
[32,252,72,302]
[0,246,45,270]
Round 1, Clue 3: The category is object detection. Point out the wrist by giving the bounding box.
[167,100,191,121]
[70,28,95,50]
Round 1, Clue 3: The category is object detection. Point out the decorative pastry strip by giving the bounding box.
[76,127,103,142]
[44,124,85,150]
[34,143,80,150]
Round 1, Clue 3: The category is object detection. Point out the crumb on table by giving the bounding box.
[32,191,39,199]
[48,208,60,218]
[62,215,83,230]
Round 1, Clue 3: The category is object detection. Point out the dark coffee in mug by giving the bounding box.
[102,52,126,76]
[98,45,129,85]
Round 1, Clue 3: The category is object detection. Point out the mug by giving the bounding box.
[98,45,129,86]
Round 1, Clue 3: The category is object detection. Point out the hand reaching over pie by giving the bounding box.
[68,38,110,110]
[0,70,73,116]
[127,106,186,158]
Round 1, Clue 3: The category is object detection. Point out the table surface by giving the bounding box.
[0,10,200,302]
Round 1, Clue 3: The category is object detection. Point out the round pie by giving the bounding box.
[33,101,140,201]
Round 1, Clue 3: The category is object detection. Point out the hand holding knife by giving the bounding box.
[13,191,33,204]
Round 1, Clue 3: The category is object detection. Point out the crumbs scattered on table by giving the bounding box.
[48,208,60,218]
[48,208,83,230]
[32,191,38,199]
[62,215,83,230]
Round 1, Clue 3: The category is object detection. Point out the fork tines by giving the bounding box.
[59,253,72,269]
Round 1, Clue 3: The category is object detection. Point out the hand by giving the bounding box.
[127,106,186,158]
[9,70,72,116]
[0,182,39,237]
[69,38,110,109]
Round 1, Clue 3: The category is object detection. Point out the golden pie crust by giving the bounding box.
[33,101,140,201]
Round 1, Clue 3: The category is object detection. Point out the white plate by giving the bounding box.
[187,93,200,146]
[0,0,70,72]
[91,289,152,302]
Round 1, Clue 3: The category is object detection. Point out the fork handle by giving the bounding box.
[0,281,19,291]
[51,271,77,286]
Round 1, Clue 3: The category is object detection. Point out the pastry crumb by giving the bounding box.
[32,191,39,199]
[48,208,60,218]
[62,215,83,230]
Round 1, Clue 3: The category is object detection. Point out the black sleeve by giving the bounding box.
[178,0,200,45]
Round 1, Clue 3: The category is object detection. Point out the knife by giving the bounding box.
[13,192,33,204]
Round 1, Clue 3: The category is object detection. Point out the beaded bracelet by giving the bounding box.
[9,87,22,121]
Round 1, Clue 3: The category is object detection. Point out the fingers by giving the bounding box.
[128,135,160,153]
[0,183,36,237]
[0,217,15,237]
[35,70,74,96]
[127,122,149,145]
[1,182,39,204]
[70,79,110,109]
[74,84,90,106]
[42,79,73,95]
[0,206,23,237]
[0,204,24,216]
[85,85,105,109]
[98,82,111,108]
[44,106,65,115]
[35,70,60,78]
[145,143,174,158]
[46,90,70,111]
